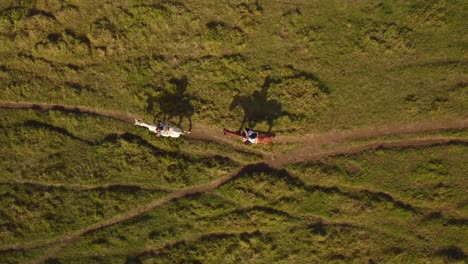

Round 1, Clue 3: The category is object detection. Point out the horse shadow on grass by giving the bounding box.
[147,76,194,131]
[229,76,284,132]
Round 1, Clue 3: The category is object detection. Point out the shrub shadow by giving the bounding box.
[435,246,466,261]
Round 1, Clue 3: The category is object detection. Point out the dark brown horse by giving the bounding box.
[223,128,275,144]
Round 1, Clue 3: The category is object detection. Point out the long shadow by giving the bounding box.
[0,181,152,195]
[24,120,94,144]
[197,205,298,222]
[229,76,284,132]
[147,76,194,131]
[221,162,419,214]
[22,120,235,169]
[131,230,264,262]
[3,6,57,21]
[434,246,466,262]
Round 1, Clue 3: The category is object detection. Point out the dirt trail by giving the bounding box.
[2,101,467,151]
[28,167,247,264]
[275,118,468,145]
[1,101,468,262]
[188,126,266,156]
[0,101,262,156]
[266,137,468,168]
[1,137,466,260]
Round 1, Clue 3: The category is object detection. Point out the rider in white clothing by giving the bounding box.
[134,120,185,138]
[241,128,258,144]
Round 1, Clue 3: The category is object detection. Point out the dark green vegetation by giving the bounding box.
[0,0,467,263]
[37,145,468,263]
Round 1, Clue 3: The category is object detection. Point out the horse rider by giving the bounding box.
[134,119,186,138]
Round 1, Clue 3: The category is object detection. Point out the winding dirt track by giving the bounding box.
[0,101,264,156]
[1,101,468,262]
[276,118,468,145]
[267,137,468,168]
[2,137,467,260]
[2,101,467,152]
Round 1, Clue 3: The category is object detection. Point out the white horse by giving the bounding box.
[134,120,188,138]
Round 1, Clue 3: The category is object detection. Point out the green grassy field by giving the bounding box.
[1,0,466,132]
[33,144,467,263]
[0,0,467,263]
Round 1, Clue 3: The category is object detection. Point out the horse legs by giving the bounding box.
[188,116,193,131]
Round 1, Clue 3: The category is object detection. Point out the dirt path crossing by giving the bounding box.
[0,137,466,261]
[1,101,467,262]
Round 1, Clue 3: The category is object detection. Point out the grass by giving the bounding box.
[0,110,240,188]
[0,0,467,263]
[0,0,466,133]
[0,183,165,246]
[288,144,468,211]
[0,248,46,264]
[345,129,468,146]
[40,144,465,263]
